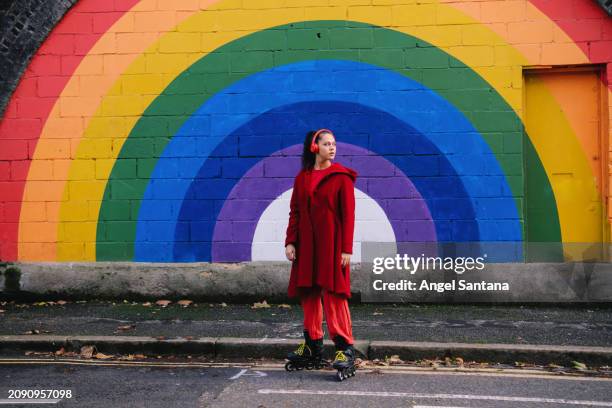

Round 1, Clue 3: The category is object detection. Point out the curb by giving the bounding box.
[1,336,611,366]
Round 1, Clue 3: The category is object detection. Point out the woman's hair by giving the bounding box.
[301,130,317,170]
[301,129,332,170]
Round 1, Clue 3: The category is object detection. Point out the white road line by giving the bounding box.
[257,389,612,406]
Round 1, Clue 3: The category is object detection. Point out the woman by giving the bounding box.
[284,128,358,381]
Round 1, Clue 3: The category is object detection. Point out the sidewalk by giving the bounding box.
[1,300,611,367]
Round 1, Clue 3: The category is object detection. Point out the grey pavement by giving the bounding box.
[1,301,610,346]
[0,301,611,367]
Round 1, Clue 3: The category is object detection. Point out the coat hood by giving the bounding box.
[327,162,357,182]
[306,162,358,193]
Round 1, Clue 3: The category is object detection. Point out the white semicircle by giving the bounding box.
[251,188,396,262]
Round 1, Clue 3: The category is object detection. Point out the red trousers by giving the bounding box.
[301,286,354,344]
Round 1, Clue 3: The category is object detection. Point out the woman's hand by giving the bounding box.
[285,244,296,262]
[341,252,351,267]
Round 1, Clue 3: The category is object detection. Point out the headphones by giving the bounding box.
[310,128,334,154]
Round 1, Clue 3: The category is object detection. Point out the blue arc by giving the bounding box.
[134,60,521,261]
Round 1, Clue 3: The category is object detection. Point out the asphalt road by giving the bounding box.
[1,359,611,407]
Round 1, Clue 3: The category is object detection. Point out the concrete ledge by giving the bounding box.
[0,336,610,366]
[6,261,612,303]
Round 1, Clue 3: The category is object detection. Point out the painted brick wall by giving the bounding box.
[0,0,610,263]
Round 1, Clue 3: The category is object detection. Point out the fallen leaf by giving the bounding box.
[455,357,464,366]
[142,302,152,307]
[372,312,384,316]
[155,300,172,307]
[24,351,48,356]
[118,355,135,361]
[134,354,146,359]
[277,304,292,309]
[572,361,587,370]
[220,302,227,307]
[251,300,271,309]
[177,300,193,307]
[80,345,96,359]
[56,300,68,305]
[55,347,65,356]
[156,336,166,341]
[94,352,113,360]
[22,329,40,335]
[386,355,404,365]
[356,359,368,369]
[116,324,135,331]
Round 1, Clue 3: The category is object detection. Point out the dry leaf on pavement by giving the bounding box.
[80,345,96,359]
[155,300,172,307]
[386,355,404,365]
[94,352,113,360]
[251,300,271,309]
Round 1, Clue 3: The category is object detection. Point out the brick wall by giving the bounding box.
[0,0,610,262]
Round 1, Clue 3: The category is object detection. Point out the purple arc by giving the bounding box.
[211,143,436,262]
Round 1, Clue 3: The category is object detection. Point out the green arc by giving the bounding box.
[96,20,561,261]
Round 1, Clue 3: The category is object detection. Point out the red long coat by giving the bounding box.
[285,162,357,298]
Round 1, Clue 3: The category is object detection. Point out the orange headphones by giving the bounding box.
[310,128,334,154]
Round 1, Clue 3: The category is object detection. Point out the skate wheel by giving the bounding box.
[336,371,344,381]
[295,364,304,371]
[306,361,314,370]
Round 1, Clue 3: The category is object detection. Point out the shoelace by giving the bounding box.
[334,350,347,362]
[295,343,306,356]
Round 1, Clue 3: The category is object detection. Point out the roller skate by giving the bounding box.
[332,336,356,381]
[285,331,329,371]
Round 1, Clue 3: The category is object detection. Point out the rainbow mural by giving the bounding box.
[0,0,610,262]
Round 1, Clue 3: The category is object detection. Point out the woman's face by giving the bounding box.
[316,132,336,161]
